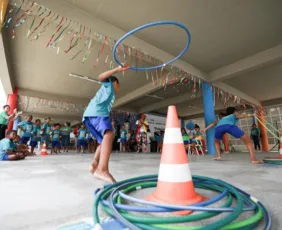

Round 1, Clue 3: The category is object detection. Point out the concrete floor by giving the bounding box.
[0,151,281,230]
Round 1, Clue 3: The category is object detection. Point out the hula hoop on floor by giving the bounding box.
[112,21,191,71]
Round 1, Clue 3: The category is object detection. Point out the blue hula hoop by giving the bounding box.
[113,21,191,71]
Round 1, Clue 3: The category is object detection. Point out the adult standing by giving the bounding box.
[136,114,149,153]
[0,105,17,140]
[251,124,261,151]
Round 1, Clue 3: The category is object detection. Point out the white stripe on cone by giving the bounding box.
[158,163,192,183]
[280,149,282,154]
[164,128,183,144]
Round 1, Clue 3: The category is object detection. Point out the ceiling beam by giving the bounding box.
[209,44,282,82]
[138,92,200,113]
[213,82,260,106]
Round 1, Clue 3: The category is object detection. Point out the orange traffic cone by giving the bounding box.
[41,142,48,156]
[146,106,206,215]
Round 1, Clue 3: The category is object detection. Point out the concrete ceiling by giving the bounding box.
[2,0,282,122]
[224,61,282,101]
[65,0,282,71]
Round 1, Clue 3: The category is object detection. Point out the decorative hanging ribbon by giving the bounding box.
[82,33,95,63]
[27,10,51,39]
[49,19,72,47]
[46,17,67,47]
[64,24,82,53]
[70,28,92,60]
[26,5,45,38]
[94,35,107,68]
[12,1,36,38]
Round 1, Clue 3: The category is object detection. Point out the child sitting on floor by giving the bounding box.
[0,130,25,161]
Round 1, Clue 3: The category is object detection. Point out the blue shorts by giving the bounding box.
[0,154,9,161]
[51,140,61,147]
[120,138,126,144]
[77,139,85,147]
[84,117,113,144]
[20,136,30,145]
[215,125,244,140]
[30,140,38,148]
[62,136,70,147]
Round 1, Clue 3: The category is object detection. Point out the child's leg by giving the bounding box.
[94,130,116,183]
[240,134,262,163]
[90,144,101,174]
[213,139,222,160]
[137,134,141,152]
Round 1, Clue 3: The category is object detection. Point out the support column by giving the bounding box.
[6,88,18,131]
[202,82,216,155]
[257,109,269,152]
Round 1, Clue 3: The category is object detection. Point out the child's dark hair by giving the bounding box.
[226,107,237,115]
[35,119,41,123]
[108,76,119,84]
[65,122,71,126]
[3,105,10,109]
[54,123,61,127]
[7,130,16,135]
[45,117,51,121]
[194,124,200,129]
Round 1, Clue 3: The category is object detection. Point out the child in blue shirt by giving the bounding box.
[83,65,129,184]
[18,115,34,145]
[0,130,25,161]
[77,124,87,153]
[30,119,41,155]
[41,117,51,146]
[51,123,62,154]
[120,124,127,152]
[203,107,262,164]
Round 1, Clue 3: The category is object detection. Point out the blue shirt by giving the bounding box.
[78,128,87,140]
[31,125,41,141]
[18,121,34,137]
[120,129,127,139]
[0,138,16,160]
[52,130,61,141]
[217,114,238,127]
[42,123,51,136]
[82,81,115,120]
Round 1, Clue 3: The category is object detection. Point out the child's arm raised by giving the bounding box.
[98,65,129,82]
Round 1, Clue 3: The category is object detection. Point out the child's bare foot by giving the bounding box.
[89,160,99,175]
[94,171,116,184]
[251,160,263,164]
[213,157,222,161]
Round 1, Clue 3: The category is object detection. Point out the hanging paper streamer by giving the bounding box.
[27,10,51,39]
[94,35,107,68]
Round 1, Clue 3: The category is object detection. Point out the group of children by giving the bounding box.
[181,124,206,154]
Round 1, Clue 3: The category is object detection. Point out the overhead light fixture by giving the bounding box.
[145,94,165,100]
[69,73,101,84]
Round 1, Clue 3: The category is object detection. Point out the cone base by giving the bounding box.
[41,152,48,156]
[145,192,207,216]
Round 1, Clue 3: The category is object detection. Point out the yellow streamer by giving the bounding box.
[255,115,280,140]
